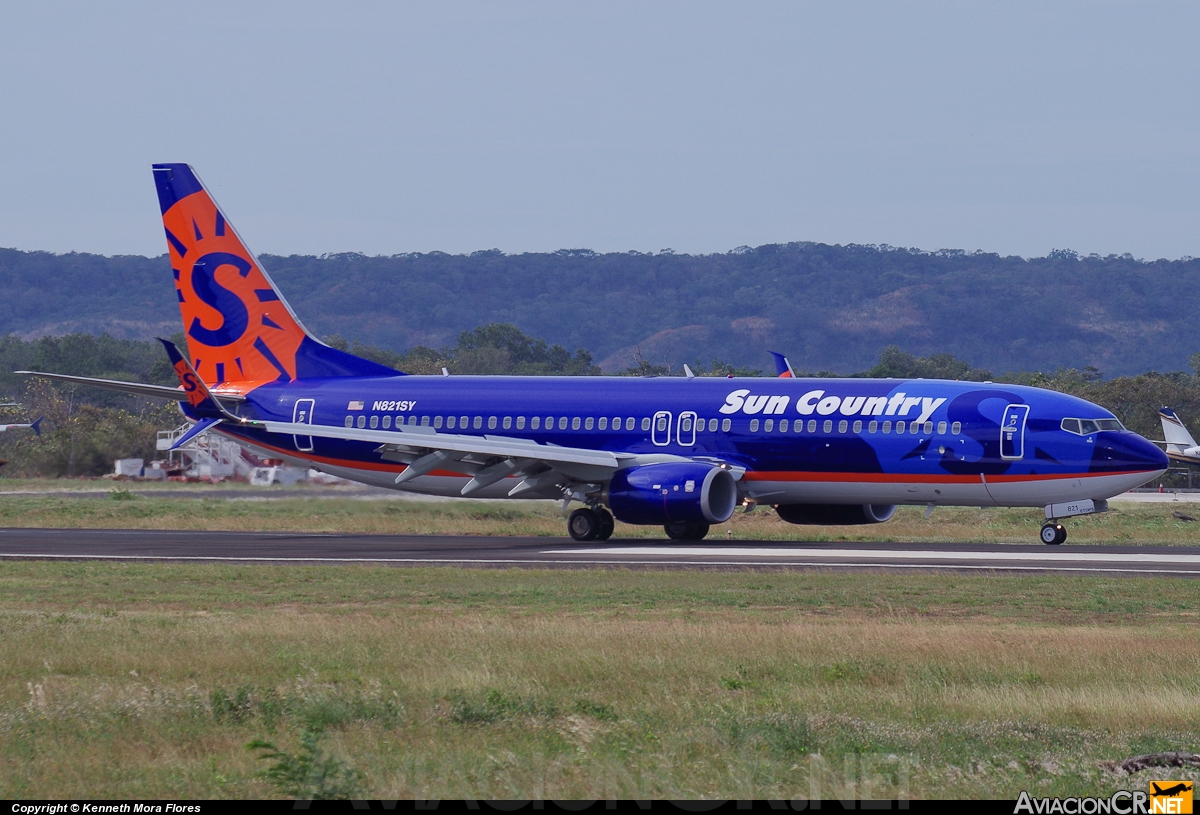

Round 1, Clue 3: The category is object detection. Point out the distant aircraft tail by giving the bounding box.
[152,163,399,385]
[770,351,795,378]
[1159,407,1198,451]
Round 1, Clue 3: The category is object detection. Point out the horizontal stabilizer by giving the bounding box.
[16,370,242,405]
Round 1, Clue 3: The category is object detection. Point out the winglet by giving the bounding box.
[29,417,42,437]
[157,338,239,420]
[769,351,795,378]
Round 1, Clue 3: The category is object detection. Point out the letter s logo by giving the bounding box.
[181,372,198,392]
[720,389,750,414]
[188,252,252,347]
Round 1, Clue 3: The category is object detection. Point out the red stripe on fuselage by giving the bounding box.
[227,429,1151,487]
[741,470,1153,484]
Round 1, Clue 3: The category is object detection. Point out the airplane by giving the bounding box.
[1158,407,1200,467]
[17,164,1169,546]
[1152,782,1193,797]
[0,418,41,435]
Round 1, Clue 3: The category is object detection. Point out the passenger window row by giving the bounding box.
[746,418,963,436]
[339,413,964,438]
[344,414,655,431]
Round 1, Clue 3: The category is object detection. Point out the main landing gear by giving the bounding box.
[567,507,615,542]
[564,509,713,541]
[664,520,711,541]
[1040,523,1067,546]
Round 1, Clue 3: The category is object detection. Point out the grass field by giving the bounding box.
[0,487,1196,544]
[2,562,1200,799]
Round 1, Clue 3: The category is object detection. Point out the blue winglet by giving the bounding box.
[30,417,42,437]
[769,351,794,378]
[170,417,223,451]
[157,337,228,418]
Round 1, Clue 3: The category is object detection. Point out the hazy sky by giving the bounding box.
[1,2,1197,259]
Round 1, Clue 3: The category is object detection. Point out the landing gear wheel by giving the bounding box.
[568,508,599,541]
[1040,523,1067,545]
[594,508,615,541]
[664,521,711,541]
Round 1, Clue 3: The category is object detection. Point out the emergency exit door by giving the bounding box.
[293,399,315,452]
[1000,404,1029,460]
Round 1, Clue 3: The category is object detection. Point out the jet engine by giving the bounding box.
[774,503,897,525]
[607,462,738,526]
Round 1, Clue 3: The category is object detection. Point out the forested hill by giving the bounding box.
[1,244,1195,377]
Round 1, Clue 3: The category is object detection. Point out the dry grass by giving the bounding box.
[0,490,1196,545]
[2,563,1200,798]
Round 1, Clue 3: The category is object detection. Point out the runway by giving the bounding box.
[0,527,1199,575]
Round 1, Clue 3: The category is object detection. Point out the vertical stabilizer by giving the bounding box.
[1159,407,1197,452]
[152,163,399,385]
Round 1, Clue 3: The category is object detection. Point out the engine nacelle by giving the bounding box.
[607,463,738,526]
[775,503,897,525]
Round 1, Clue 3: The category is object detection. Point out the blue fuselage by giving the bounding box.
[201,374,1167,508]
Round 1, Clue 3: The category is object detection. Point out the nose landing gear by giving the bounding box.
[1040,523,1067,545]
[1039,499,1106,545]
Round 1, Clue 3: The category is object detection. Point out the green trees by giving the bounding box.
[4,244,1200,376]
[3,328,1200,480]
[325,323,600,376]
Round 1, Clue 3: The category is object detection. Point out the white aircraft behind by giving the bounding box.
[0,418,40,435]
[1158,408,1200,466]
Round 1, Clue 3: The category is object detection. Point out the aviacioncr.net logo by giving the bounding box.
[1015,789,1182,814]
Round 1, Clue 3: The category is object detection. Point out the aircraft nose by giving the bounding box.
[1092,432,1169,474]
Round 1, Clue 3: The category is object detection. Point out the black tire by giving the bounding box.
[568,508,599,541]
[664,521,711,541]
[1041,523,1066,545]
[594,508,615,541]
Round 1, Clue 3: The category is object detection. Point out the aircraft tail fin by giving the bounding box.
[152,163,400,385]
[770,351,795,378]
[1159,407,1197,451]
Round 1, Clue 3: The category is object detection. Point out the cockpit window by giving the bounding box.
[1062,417,1124,435]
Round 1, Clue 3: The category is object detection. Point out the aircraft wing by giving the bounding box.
[16,371,246,405]
[253,419,642,496]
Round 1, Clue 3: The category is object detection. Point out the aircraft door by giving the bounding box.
[652,410,672,446]
[677,411,697,447]
[1000,404,1030,460]
[293,398,315,452]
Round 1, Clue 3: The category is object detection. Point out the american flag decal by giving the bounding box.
[347,400,365,410]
